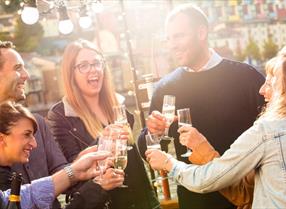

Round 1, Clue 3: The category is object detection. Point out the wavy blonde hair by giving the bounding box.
[260,55,286,119]
[61,39,118,139]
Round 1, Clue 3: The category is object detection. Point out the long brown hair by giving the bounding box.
[61,39,118,139]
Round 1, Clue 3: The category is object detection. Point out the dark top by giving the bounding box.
[0,166,111,209]
[65,180,111,209]
[0,166,12,191]
[47,101,160,209]
[138,59,265,209]
[11,113,67,209]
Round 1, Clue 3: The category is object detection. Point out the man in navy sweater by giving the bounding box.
[138,4,265,209]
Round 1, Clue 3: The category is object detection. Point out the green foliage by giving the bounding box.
[0,32,12,41]
[262,35,278,61]
[13,17,44,52]
[0,0,21,13]
[234,43,246,61]
[245,36,261,62]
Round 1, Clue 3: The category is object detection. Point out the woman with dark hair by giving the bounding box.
[0,101,38,190]
[0,101,111,209]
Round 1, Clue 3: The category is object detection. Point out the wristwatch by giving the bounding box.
[64,164,76,185]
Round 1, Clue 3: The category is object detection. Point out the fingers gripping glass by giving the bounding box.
[177,108,193,157]
[74,60,105,74]
[145,134,169,184]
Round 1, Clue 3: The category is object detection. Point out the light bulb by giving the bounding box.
[79,16,92,29]
[21,6,39,25]
[58,19,74,35]
[5,0,10,6]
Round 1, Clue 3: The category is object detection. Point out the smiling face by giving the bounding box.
[0,48,29,102]
[166,13,206,68]
[73,48,104,98]
[0,118,37,165]
[259,74,273,102]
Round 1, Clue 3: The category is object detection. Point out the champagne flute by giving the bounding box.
[113,104,133,150]
[114,139,128,187]
[177,108,192,157]
[95,136,113,183]
[145,133,168,184]
[161,95,176,140]
[113,104,128,125]
[145,133,161,150]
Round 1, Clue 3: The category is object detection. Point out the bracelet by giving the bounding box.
[163,155,173,172]
[63,164,76,186]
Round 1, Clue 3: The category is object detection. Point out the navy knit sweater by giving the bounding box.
[139,59,265,209]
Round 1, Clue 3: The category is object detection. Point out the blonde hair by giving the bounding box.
[260,55,286,119]
[61,39,118,139]
[265,57,278,76]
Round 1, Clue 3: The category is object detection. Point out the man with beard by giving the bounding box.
[138,4,265,209]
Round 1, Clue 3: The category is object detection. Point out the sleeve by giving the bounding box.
[0,191,7,209]
[1,177,55,209]
[64,181,110,209]
[34,114,67,174]
[170,124,264,193]
[47,109,83,163]
[188,141,220,165]
[188,139,254,207]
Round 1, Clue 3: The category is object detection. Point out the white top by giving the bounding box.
[185,48,223,72]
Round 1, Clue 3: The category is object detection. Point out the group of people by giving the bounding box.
[0,3,285,209]
[0,38,159,208]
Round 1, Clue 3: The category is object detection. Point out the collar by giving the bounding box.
[63,97,78,117]
[62,93,126,117]
[185,48,223,72]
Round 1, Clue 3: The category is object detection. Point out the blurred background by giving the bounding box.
[1,0,286,204]
[1,0,285,117]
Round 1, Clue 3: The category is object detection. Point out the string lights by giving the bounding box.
[16,0,104,34]
[21,0,39,25]
[79,5,92,29]
[58,3,74,35]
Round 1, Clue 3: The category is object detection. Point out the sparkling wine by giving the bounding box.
[114,156,127,170]
[178,122,192,128]
[147,144,161,150]
[115,118,128,125]
[162,105,175,125]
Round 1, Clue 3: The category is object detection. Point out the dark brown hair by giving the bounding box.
[0,41,15,70]
[0,101,37,135]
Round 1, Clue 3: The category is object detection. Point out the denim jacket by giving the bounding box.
[170,118,286,208]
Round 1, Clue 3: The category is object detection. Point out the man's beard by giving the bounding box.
[2,80,26,103]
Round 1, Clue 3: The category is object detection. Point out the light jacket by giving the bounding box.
[188,140,254,209]
[170,118,286,209]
